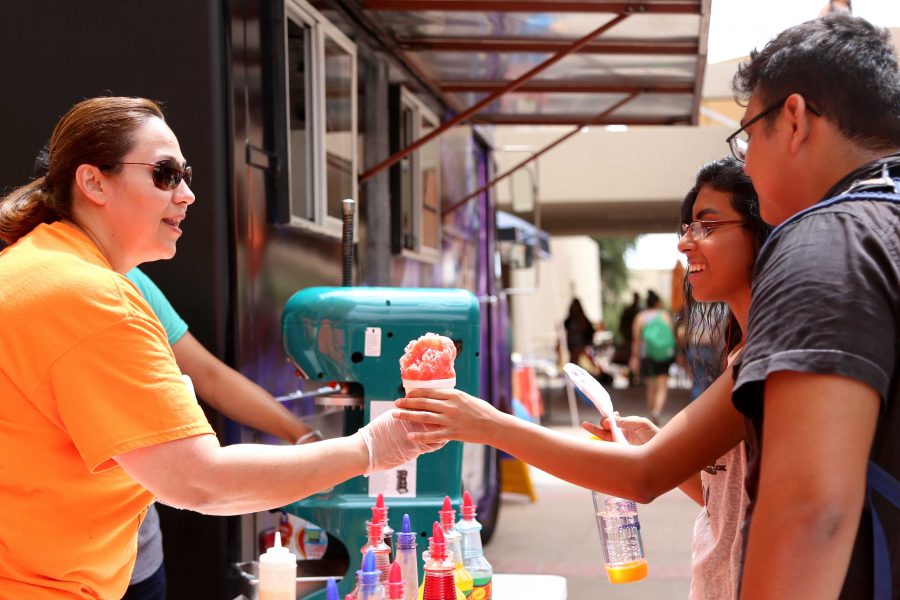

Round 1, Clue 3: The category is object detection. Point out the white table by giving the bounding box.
[493,573,567,599]
[233,573,568,600]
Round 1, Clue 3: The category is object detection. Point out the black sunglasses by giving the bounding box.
[101,159,192,191]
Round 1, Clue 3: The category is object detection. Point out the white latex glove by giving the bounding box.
[358,409,446,474]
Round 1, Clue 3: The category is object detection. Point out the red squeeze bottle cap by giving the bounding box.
[431,522,447,560]
[386,561,405,598]
[372,492,387,523]
[439,495,455,528]
[462,490,476,520]
[366,520,384,541]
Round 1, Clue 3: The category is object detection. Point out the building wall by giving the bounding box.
[628,268,676,309]
[508,236,601,363]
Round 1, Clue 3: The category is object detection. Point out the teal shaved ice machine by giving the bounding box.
[280,286,479,597]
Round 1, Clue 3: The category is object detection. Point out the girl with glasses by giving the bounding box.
[396,157,771,599]
[0,97,432,599]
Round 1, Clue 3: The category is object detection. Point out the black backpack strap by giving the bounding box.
[867,461,899,600]
[760,184,900,256]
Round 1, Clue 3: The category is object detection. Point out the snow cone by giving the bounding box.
[399,333,457,394]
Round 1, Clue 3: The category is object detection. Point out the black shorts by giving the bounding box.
[641,357,673,378]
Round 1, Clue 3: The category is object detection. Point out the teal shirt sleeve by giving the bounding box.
[126,267,189,345]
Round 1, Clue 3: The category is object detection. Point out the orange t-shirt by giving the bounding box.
[0,221,215,599]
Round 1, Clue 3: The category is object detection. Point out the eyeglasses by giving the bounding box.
[681,219,747,240]
[101,159,192,191]
[726,95,822,162]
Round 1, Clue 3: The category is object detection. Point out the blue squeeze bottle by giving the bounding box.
[358,549,386,600]
[395,514,419,600]
[326,577,340,600]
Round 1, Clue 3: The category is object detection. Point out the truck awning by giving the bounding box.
[356,0,711,126]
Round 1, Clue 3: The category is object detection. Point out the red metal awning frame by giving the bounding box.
[442,92,639,216]
[397,37,698,55]
[470,113,689,125]
[440,80,693,94]
[359,12,631,183]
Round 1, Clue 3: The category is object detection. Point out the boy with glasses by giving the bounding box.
[727,13,899,599]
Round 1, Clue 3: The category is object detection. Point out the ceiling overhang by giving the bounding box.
[343,0,710,186]
[357,0,710,128]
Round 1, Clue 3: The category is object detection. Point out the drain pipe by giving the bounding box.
[342,198,355,286]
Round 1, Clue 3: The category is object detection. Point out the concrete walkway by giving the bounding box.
[485,385,697,599]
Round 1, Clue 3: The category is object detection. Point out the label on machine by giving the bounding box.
[364,327,382,357]
[368,400,417,498]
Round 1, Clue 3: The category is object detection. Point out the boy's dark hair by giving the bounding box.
[732,14,900,151]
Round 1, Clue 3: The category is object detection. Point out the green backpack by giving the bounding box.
[642,313,676,362]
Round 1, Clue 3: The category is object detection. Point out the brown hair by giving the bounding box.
[0,97,165,244]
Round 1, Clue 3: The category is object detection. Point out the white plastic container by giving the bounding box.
[401,377,456,394]
[564,363,648,584]
[259,532,297,600]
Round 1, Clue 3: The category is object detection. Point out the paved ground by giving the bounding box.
[485,383,697,600]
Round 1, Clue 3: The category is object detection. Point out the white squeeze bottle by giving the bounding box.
[259,531,297,600]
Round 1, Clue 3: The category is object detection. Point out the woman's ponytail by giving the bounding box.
[0,178,58,245]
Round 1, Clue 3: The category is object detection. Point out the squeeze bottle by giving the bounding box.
[395,514,419,600]
[421,523,458,600]
[386,561,405,600]
[353,520,392,596]
[326,578,340,600]
[456,491,492,599]
[259,531,297,600]
[364,520,392,582]
[358,549,386,600]
[372,493,395,560]
[438,496,473,597]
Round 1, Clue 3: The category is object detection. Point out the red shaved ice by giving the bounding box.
[399,333,456,380]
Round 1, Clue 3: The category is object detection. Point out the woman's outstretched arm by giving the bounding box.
[395,365,743,503]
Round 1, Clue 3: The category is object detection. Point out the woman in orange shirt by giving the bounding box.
[0,97,427,599]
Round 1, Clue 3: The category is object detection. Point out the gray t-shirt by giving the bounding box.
[733,189,900,598]
[132,503,164,583]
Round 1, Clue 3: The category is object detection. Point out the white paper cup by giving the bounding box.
[402,377,456,394]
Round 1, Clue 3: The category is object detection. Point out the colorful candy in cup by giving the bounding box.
[399,333,457,393]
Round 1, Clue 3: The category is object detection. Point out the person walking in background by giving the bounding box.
[563,297,596,371]
[618,292,642,385]
[818,0,851,17]
[630,290,677,424]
